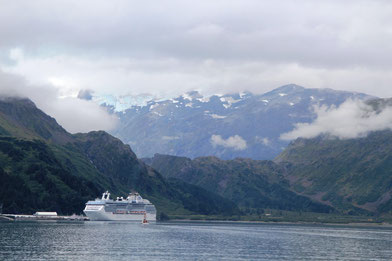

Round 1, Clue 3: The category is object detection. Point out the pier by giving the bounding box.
[0,213,89,221]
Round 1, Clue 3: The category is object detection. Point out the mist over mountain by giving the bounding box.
[282,98,392,140]
[274,98,392,214]
[107,84,373,160]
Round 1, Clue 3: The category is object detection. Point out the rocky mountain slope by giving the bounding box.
[109,84,372,160]
[0,97,239,217]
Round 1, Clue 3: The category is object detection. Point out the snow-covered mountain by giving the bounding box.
[106,84,373,159]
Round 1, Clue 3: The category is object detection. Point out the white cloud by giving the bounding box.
[0,70,117,133]
[280,99,392,140]
[255,136,270,146]
[210,134,247,150]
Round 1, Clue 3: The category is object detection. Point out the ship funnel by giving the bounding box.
[101,191,110,200]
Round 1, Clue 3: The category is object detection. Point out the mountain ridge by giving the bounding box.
[142,153,334,214]
[109,84,374,160]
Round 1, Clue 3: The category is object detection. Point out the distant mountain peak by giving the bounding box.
[184,91,203,99]
[77,89,93,101]
[273,84,305,92]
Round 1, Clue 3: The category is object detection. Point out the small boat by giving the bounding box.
[141,213,149,224]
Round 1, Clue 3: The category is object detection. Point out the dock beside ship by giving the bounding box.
[0,190,157,222]
[0,212,89,221]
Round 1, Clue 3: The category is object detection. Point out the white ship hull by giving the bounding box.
[84,207,156,221]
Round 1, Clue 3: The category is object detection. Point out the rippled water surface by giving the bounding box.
[1,221,392,260]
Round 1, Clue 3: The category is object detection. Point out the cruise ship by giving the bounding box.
[83,191,156,221]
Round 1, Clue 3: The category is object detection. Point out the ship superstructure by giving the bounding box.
[84,191,156,221]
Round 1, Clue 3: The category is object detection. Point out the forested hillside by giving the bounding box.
[143,154,333,214]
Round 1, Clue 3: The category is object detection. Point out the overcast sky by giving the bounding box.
[1,0,392,98]
[1,0,392,132]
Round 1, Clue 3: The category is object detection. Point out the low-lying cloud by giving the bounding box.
[281,99,392,140]
[210,134,247,150]
[0,70,117,133]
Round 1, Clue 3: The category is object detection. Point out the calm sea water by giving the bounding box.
[0,221,392,260]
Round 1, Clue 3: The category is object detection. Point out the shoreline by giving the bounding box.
[167,219,392,228]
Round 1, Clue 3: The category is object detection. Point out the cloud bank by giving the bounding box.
[0,70,117,133]
[210,135,247,150]
[281,99,392,140]
[1,0,392,99]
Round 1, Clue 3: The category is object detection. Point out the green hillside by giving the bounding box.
[0,137,103,214]
[275,130,392,214]
[143,154,333,214]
